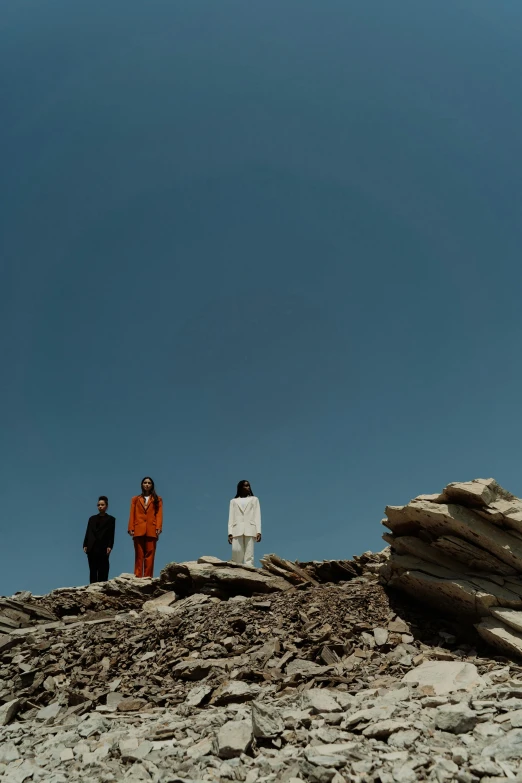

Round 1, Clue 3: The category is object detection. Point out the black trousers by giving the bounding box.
[87,551,110,583]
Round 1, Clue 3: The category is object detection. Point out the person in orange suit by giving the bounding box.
[128,476,163,578]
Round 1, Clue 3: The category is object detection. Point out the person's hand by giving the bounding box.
[256,534,262,543]
[83,547,87,553]
[128,530,134,537]
[228,534,233,545]
[107,548,112,555]
[156,529,161,537]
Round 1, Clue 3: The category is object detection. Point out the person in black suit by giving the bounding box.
[83,496,115,583]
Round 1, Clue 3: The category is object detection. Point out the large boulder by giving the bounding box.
[382,478,522,657]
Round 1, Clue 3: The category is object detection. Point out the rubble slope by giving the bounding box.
[3,551,522,783]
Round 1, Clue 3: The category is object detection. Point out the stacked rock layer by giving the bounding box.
[381,478,522,657]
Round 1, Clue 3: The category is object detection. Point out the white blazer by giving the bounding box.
[228,496,261,538]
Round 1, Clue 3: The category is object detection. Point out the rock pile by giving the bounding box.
[4,551,519,782]
[260,553,384,587]
[8,498,522,782]
[0,556,522,783]
[381,478,522,658]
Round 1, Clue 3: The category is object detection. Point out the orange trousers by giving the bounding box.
[133,536,157,578]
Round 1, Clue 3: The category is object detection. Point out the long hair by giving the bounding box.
[141,476,160,513]
[235,480,254,499]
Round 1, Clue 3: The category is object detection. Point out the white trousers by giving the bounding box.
[231,535,255,567]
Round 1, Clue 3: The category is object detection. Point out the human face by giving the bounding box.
[240,481,251,497]
[97,499,108,515]
[142,478,153,495]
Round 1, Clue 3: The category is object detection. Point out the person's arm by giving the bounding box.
[255,498,262,542]
[83,519,90,552]
[128,498,135,536]
[155,498,163,535]
[228,500,234,543]
[107,517,115,553]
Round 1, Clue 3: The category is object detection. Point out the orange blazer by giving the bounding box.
[128,495,163,539]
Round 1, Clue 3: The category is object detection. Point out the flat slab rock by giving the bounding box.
[402,661,483,695]
[160,560,292,595]
[211,680,260,705]
[476,616,522,657]
[142,591,176,612]
[302,688,342,714]
[490,607,522,634]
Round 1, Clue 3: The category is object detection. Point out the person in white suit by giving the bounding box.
[228,480,262,567]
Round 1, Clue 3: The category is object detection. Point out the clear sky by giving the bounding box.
[2,0,522,597]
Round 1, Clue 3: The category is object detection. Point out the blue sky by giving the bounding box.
[2,0,522,596]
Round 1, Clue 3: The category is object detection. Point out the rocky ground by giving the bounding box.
[3,549,522,783]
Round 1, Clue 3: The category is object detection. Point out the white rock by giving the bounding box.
[470,760,503,777]
[474,722,506,739]
[388,729,420,749]
[252,701,284,738]
[5,760,39,783]
[186,736,213,759]
[124,740,153,761]
[303,689,342,714]
[217,719,253,758]
[185,684,213,707]
[434,703,478,734]
[476,617,522,658]
[0,698,21,726]
[490,607,522,633]
[142,591,176,613]
[212,680,260,705]
[0,741,20,763]
[36,702,62,723]
[106,691,124,710]
[119,737,140,756]
[197,555,224,564]
[451,747,468,765]
[333,692,355,710]
[402,661,482,695]
[482,729,522,760]
[374,627,389,645]
[345,705,396,727]
[78,713,106,738]
[286,659,331,678]
[390,762,418,783]
[362,719,410,738]
[304,750,345,768]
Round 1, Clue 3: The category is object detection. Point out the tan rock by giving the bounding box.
[385,500,522,571]
[490,607,522,633]
[373,627,389,645]
[142,591,176,612]
[117,698,147,712]
[0,699,20,726]
[475,616,522,657]
[402,661,482,695]
[431,535,517,576]
[385,561,498,617]
[160,560,292,595]
[443,479,498,507]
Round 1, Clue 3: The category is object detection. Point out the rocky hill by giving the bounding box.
[4,481,522,782]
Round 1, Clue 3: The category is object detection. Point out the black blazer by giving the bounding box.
[83,514,115,554]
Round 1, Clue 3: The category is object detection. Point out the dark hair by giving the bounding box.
[98,496,109,505]
[235,480,253,499]
[141,476,160,513]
